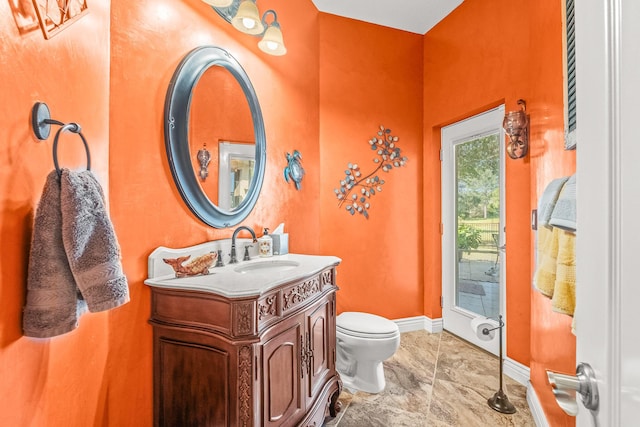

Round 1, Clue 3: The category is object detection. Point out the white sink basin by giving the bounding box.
[145,251,341,297]
[234,260,300,274]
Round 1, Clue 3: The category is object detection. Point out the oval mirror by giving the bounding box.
[164,46,266,228]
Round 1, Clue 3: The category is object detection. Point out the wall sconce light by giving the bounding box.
[503,99,529,159]
[203,0,287,56]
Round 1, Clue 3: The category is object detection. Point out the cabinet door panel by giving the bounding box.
[262,319,303,426]
[158,338,229,427]
[307,298,332,399]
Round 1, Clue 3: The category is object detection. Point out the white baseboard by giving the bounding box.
[527,381,550,427]
[503,357,530,386]
[393,315,443,333]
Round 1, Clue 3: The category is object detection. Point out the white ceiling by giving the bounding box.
[311,0,464,35]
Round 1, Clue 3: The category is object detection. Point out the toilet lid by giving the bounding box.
[336,312,399,338]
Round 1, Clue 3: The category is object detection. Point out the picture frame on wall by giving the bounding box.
[31,0,89,39]
[9,0,40,35]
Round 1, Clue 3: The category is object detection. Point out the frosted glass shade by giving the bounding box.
[258,24,287,56]
[201,0,233,7]
[231,0,264,35]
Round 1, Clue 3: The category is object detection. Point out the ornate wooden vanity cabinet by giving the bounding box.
[148,265,341,427]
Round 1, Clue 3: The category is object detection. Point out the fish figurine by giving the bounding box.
[163,252,217,277]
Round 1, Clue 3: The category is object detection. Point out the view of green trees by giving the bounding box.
[455,134,500,220]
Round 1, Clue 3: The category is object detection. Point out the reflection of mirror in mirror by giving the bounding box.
[219,142,255,210]
[189,63,254,208]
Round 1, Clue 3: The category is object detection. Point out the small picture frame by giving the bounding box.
[9,0,40,35]
[31,0,88,39]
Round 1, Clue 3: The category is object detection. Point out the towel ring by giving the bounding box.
[52,123,91,177]
[31,102,91,177]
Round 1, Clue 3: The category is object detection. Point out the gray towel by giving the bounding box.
[549,174,577,232]
[23,170,129,338]
[60,169,129,312]
[538,176,570,226]
[23,171,87,338]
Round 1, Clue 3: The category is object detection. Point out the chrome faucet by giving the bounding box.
[230,226,257,264]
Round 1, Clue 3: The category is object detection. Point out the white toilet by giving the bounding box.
[335,311,401,394]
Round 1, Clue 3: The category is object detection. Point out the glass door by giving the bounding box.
[441,106,505,355]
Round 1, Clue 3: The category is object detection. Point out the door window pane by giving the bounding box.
[454,133,501,318]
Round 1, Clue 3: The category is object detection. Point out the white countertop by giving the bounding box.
[144,253,341,298]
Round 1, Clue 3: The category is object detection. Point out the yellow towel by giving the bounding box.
[552,230,576,315]
[533,226,560,297]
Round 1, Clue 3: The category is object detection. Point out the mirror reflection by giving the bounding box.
[218,141,255,210]
[189,64,255,209]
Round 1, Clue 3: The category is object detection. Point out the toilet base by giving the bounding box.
[338,360,386,394]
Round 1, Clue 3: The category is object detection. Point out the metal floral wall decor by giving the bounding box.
[334,125,408,218]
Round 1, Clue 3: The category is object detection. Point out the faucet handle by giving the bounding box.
[214,249,225,267]
[243,244,253,261]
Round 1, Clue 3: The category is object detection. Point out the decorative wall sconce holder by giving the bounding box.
[197,143,211,181]
[503,99,529,160]
[202,0,286,56]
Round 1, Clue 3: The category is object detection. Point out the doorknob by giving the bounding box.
[546,363,599,416]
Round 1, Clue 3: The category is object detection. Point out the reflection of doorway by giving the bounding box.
[441,106,505,356]
[218,142,255,211]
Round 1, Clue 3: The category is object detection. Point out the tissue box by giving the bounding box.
[272,233,289,255]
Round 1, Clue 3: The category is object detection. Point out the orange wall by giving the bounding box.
[425,0,576,425]
[423,0,532,364]
[1,0,577,425]
[528,2,577,426]
[318,15,424,319]
[0,0,324,424]
[107,0,322,424]
[0,0,112,425]
[190,65,255,203]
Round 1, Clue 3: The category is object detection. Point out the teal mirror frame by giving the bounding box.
[164,46,266,228]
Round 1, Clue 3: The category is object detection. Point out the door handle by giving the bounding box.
[546,362,599,416]
[498,244,506,252]
[300,335,307,379]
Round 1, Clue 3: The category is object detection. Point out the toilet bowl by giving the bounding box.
[335,312,400,394]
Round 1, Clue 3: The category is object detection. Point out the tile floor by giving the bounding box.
[324,330,535,427]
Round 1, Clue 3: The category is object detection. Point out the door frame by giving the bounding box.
[575,0,638,424]
[441,105,506,356]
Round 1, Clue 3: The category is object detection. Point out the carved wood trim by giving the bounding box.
[238,346,252,426]
[300,334,309,379]
[321,269,333,287]
[234,302,254,336]
[283,277,321,311]
[258,294,278,320]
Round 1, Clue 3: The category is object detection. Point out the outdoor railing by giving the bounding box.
[458,221,500,245]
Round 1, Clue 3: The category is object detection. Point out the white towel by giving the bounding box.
[549,174,576,232]
[538,176,570,226]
